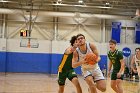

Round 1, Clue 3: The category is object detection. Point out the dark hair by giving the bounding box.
[135,47,140,51]
[76,34,85,39]
[109,39,117,44]
[70,36,77,46]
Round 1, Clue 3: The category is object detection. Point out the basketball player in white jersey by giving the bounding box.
[72,34,106,93]
[131,48,140,77]
[131,47,140,93]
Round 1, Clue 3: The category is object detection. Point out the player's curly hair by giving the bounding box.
[70,36,77,46]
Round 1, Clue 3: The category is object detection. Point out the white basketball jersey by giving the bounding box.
[76,42,99,72]
[135,55,140,68]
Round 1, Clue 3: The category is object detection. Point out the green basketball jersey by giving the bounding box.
[108,49,123,72]
[58,53,73,72]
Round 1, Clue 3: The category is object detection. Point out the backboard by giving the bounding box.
[20,37,39,48]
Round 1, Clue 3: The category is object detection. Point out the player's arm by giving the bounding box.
[118,51,125,74]
[108,61,113,77]
[65,46,72,54]
[72,50,86,68]
[119,59,125,74]
[131,55,136,72]
[90,43,101,62]
[108,61,113,73]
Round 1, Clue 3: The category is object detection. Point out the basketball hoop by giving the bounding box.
[20,37,39,48]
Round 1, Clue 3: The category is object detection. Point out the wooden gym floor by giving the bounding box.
[0,73,139,93]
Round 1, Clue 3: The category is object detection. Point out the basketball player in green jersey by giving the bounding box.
[107,39,125,93]
[58,36,82,93]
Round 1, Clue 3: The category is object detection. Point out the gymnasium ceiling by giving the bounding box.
[0,0,140,20]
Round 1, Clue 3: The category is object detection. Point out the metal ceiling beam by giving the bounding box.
[0,8,132,20]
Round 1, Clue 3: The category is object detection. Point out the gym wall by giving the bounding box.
[0,38,139,74]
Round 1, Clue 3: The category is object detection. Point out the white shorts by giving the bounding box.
[82,67,105,81]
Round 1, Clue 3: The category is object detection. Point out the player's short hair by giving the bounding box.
[76,34,85,39]
[70,36,77,46]
[109,39,117,44]
[135,47,140,51]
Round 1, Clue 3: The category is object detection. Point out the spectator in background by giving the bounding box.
[131,47,140,77]
[131,47,140,92]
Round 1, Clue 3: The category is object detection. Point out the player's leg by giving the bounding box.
[110,73,118,92]
[71,77,82,93]
[96,80,106,92]
[116,74,124,93]
[93,68,106,92]
[137,68,140,93]
[83,71,97,93]
[111,80,118,92]
[85,76,97,93]
[116,79,123,93]
[58,86,65,93]
[58,72,67,93]
[68,69,82,93]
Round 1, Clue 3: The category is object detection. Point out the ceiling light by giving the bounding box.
[101,2,112,8]
[78,0,83,4]
[57,0,62,3]
[105,2,110,5]
[0,0,10,2]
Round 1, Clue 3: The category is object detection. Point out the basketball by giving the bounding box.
[85,52,97,65]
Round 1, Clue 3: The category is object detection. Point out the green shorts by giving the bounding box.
[58,69,77,86]
[111,72,124,80]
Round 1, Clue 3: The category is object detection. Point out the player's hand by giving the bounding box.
[81,57,88,64]
[117,72,122,78]
[95,56,100,63]
[133,69,137,73]
[82,61,87,64]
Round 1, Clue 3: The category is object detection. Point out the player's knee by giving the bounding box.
[100,86,106,92]
[97,85,106,92]
[72,78,80,86]
[86,80,94,86]
[85,76,93,85]
[111,84,116,89]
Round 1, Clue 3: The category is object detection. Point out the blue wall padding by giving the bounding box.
[74,66,82,75]
[0,52,107,74]
[6,52,51,73]
[135,31,140,44]
[0,52,6,72]
[51,53,82,74]
[135,23,140,44]
[51,53,63,74]
[111,22,121,43]
[98,55,107,70]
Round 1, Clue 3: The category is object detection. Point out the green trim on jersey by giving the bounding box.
[58,69,77,85]
[108,49,123,73]
[58,53,73,72]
